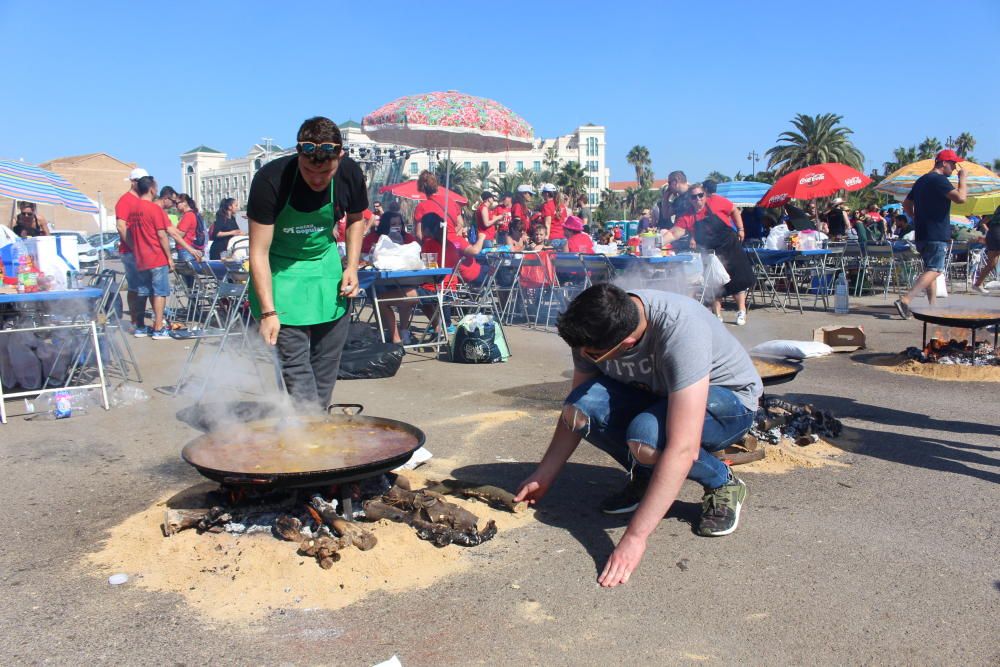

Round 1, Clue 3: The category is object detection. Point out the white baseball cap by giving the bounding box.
[516,184,535,194]
[128,167,150,180]
[540,183,558,193]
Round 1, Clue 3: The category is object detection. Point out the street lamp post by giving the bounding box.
[747,150,759,179]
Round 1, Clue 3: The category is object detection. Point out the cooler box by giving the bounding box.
[25,236,80,290]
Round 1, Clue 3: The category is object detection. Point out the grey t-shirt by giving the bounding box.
[572,289,762,410]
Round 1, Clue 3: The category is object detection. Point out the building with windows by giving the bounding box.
[181,121,610,211]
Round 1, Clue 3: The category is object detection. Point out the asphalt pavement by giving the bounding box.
[1,292,997,666]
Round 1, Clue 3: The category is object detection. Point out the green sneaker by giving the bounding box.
[698,474,747,537]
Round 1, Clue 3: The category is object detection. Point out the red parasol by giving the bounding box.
[378,180,468,206]
[757,163,872,208]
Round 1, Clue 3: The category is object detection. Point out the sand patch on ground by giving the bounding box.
[861,353,1000,382]
[739,438,848,474]
[84,469,531,624]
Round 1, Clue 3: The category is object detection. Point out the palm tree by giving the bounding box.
[494,172,532,198]
[704,170,732,183]
[765,113,864,176]
[954,132,976,158]
[992,158,1000,174]
[556,161,588,204]
[433,159,473,200]
[626,145,652,186]
[883,145,919,175]
[543,146,560,172]
[471,163,497,194]
[917,137,942,160]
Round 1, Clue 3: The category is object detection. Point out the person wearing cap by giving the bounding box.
[246,116,368,408]
[563,215,594,254]
[115,167,150,334]
[895,149,968,318]
[512,184,536,230]
[475,191,504,247]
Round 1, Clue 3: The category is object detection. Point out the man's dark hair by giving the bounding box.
[703,179,718,195]
[136,176,155,196]
[557,284,639,349]
[297,116,342,144]
[420,212,444,237]
[159,185,178,199]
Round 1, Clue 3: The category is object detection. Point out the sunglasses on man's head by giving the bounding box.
[297,142,342,160]
[582,336,629,363]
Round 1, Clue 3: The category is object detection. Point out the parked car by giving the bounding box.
[88,232,120,259]
[51,230,99,267]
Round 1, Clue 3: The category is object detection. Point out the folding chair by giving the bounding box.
[507,251,555,327]
[537,253,587,330]
[859,245,895,299]
[746,247,789,312]
[581,254,616,287]
[947,241,970,292]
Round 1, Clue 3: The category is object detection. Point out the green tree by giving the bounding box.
[433,160,474,200]
[471,163,497,195]
[543,146,561,172]
[954,132,976,158]
[626,145,653,188]
[917,136,942,160]
[883,146,919,175]
[556,161,588,204]
[704,170,732,183]
[735,170,776,184]
[594,189,624,225]
[494,172,533,198]
[765,113,864,176]
[991,158,1000,173]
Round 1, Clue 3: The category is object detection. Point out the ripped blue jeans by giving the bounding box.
[564,376,756,490]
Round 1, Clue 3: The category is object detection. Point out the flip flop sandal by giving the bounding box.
[713,434,766,466]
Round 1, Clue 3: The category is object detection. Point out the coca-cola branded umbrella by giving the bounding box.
[378,180,468,206]
[363,91,533,263]
[757,163,872,208]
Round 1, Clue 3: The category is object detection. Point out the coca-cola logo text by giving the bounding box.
[843,176,863,187]
[798,173,826,187]
[766,193,789,205]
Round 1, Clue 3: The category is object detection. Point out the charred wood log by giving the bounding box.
[382,487,481,532]
[423,478,527,513]
[363,500,497,548]
[309,495,377,551]
[197,506,232,533]
[298,535,350,569]
[274,515,307,542]
[162,509,210,537]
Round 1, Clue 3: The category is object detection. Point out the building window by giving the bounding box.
[254,158,262,170]
[586,137,599,156]
[587,160,599,172]
[533,161,541,173]
[589,192,598,205]
[589,177,599,189]
[463,161,471,170]
[410,162,419,175]
[242,175,247,187]
[480,161,488,170]
[499,161,507,173]
[516,161,524,171]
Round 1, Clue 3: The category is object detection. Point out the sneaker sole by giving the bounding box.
[700,482,747,537]
[894,300,910,319]
[600,501,640,515]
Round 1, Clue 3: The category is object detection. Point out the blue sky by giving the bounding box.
[2,0,999,193]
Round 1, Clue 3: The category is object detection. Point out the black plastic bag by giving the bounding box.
[338,332,405,379]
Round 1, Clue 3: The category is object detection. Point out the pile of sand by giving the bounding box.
[739,437,848,475]
[85,470,532,623]
[863,353,1000,382]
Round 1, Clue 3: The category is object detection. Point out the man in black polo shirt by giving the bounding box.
[895,149,967,318]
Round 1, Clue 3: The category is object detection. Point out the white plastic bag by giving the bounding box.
[764,223,791,250]
[702,253,731,298]
[934,274,948,298]
[750,339,833,359]
[372,236,424,271]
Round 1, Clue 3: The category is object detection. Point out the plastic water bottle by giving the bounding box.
[834,273,849,314]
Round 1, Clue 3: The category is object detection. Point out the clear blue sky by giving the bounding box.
[2,0,999,192]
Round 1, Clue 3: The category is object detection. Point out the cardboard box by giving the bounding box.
[813,325,866,352]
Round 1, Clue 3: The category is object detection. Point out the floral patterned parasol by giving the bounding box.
[362,91,534,152]
[875,159,1000,197]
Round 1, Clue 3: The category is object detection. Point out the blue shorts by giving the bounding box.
[120,252,142,292]
[916,241,949,272]
[136,265,171,297]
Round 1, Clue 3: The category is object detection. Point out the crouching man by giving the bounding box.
[514,284,762,587]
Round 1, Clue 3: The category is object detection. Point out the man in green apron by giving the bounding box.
[247,117,368,408]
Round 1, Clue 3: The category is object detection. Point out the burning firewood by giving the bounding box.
[309,495,377,551]
[363,499,497,547]
[381,486,482,531]
[274,515,307,542]
[298,536,349,570]
[197,507,233,533]
[422,478,527,513]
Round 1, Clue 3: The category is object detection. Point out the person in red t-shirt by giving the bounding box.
[412,170,463,239]
[115,169,150,330]
[475,191,504,245]
[123,176,173,336]
[492,193,513,238]
[563,216,595,254]
[511,185,537,229]
[539,184,561,242]
[361,211,416,254]
[174,194,205,262]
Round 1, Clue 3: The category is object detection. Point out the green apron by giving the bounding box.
[249,174,347,326]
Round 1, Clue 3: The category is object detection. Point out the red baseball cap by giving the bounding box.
[935,149,963,164]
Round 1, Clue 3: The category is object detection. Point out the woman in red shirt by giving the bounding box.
[175,194,205,262]
[412,170,463,239]
[511,185,536,229]
[563,216,594,254]
[361,210,415,255]
[475,191,504,246]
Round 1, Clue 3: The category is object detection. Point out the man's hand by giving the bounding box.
[957,167,966,179]
[340,266,360,297]
[259,315,280,345]
[598,532,647,588]
[193,249,204,262]
[513,469,555,505]
[168,259,175,271]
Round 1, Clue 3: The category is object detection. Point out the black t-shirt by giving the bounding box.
[825,208,847,236]
[246,155,369,226]
[905,171,954,243]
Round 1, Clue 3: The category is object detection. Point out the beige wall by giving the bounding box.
[13,154,137,234]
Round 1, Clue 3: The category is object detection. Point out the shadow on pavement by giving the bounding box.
[786,393,1000,484]
[452,462,700,576]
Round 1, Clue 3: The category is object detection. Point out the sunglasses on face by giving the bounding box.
[691,192,706,199]
[297,142,342,160]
